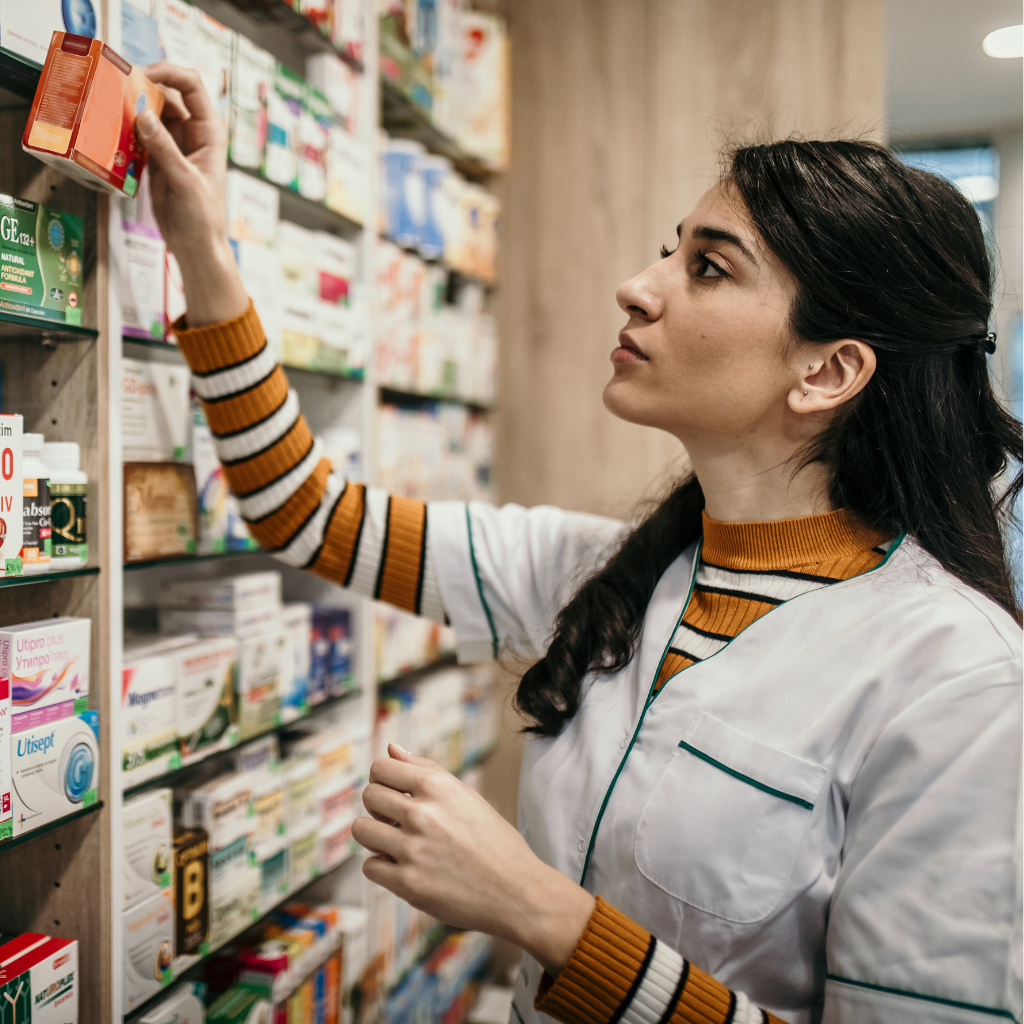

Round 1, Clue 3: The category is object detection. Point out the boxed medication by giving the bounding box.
[161,571,282,613]
[121,636,182,773]
[282,757,317,831]
[306,52,362,135]
[118,219,165,341]
[123,889,175,1013]
[11,708,98,836]
[0,415,25,578]
[325,125,368,224]
[258,839,288,912]
[0,932,79,1023]
[158,605,277,637]
[189,8,233,131]
[23,33,164,197]
[237,631,286,739]
[225,170,279,249]
[191,403,231,554]
[174,636,238,758]
[209,830,249,884]
[156,0,191,66]
[319,813,355,871]
[3,616,90,730]
[206,983,270,1024]
[230,36,275,170]
[208,865,261,949]
[264,63,304,189]
[281,603,312,721]
[297,84,330,202]
[124,463,198,562]
[249,771,285,851]
[123,787,173,909]
[138,981,206,1024]
[231,734,279,776]
[173,827,210,958]
[234,242,282,361]
[121,0,162,67]
[182,773,253,857]
[0,1,97,63]
[0,194,84,328]
[121,358,191,462]
[287,828,319,891]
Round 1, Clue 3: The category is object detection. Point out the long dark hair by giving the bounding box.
[516,138,1023,738]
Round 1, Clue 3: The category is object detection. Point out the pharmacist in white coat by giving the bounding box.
[139,66,1021,1024]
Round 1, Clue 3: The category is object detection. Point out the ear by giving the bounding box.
[788,340,876,415]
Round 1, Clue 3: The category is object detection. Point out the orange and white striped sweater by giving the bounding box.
[176,302,891,1024]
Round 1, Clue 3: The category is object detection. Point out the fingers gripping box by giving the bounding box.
[0,933,79,1024]
[23,33,165,197]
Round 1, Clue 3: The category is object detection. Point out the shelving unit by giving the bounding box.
[0,2,504,1020]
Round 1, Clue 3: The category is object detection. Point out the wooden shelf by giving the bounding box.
[0,801,104,855]
[122,687,364,799]
[0,566,98,588]
[0,46,40,103]
[0,310,98,342]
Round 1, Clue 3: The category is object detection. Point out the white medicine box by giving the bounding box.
[123,788,173,909]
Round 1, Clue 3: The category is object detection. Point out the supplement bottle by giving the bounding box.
[21,433,51,574]
[43,442,88,568]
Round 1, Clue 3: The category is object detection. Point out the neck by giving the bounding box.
[682,434,833,523]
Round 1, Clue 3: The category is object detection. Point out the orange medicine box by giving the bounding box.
[22,33,164,197]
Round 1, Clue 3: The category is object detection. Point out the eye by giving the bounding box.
[695,249,728,279]
[660,244,676,259]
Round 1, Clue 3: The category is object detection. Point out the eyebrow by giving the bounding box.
[679,223,758,265]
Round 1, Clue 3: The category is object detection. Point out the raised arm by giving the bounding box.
[137,65,624,652]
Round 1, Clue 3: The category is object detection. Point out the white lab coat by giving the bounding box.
[426,500,1023,1024]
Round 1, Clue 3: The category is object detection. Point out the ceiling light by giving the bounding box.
[982,24,1023,58]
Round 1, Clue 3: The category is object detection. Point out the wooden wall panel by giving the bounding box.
[493,0,886,518]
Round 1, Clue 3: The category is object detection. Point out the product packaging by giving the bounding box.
[121,0,162,67]
[161,571,282,613]
[234,242,282,361]
[23,33,164,197]
[182,773,253,866]
[208,865,261,949]
[123,788,173,910]
[190,8,233,132]
[225,170,279,249]
[231,734,279,776]
[311,608,353,697]
[156,0,191,65]
[123,889,175,1013]
[0,932,79,1023]
[319,815,355,871]
[287,827,319,891]
[325,123,368,224]
[0,666,8,839]
[175,636,237,758]
[264,63,304,189]
[173,826,210,958]
[0,1,97,63]
[44,442,87,567]
[282,756,317,832]
[123,463,198,562]
[158,606,277,637]
[206,983,270,1024]
[10,704,95,839]
[138,981,206,1024]
[121,358,191,462]
[118,219,166,340]
[121,636,182,773]
[21,433,51,574]
[249,771,285,851]
[383,139,425,249]
[237,631,285,740]
[0,193,84,328]
[281,603,312,722]
[306,52,362,135]
[3,616,90,732]
[229,36,275,170]
[0,416,24,578]
[297,84,330,202]
[257,838,288,912]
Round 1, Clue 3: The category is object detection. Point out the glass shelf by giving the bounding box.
[0,801,103,855]
[123,550,263,571]
[0,310,98,342]
[379,386,493,414]
[0,566,98,588]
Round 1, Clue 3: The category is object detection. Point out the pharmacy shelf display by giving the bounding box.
[0,1,507,1021]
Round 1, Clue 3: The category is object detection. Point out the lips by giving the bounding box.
[611,332,649,364]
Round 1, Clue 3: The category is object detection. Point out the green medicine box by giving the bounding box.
[0,193,84,326]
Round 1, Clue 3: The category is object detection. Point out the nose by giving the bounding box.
[616,270,663,321]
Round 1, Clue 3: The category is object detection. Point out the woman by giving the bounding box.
[138,65,1021,1024]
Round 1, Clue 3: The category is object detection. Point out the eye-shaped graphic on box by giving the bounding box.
[12,709,99,835]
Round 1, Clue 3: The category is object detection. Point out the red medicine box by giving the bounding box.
[22,33,164,197]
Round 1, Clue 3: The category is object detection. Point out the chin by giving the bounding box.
[602,376,661,428]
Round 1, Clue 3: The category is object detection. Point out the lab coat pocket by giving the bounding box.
[634,710,826,923]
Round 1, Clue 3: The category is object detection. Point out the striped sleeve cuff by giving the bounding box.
[535,897,783,1024]
[173,301,266,373]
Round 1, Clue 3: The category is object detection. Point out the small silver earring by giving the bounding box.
[803,390,808,395]
[808,363,814,369]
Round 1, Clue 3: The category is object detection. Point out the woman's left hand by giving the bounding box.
[353,744,595,976]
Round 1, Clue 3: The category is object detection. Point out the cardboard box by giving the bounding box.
[229,36,275,170]
[118,219,165,341]
[182,773,253,861]
[281,603,312,721]
[2,616,90,733]
[263,63,303,189]
[189,9,233,132]
[121,358,191,462]
[225,170,279,249]
[157,606,277,637]
[0,932,79,1024]
[123,890,175,1013]
[23,33,164,197]
[0,0,98,64]
[121,638,180,773]
[124,463,198,563]
[0,194,84,327]
[123,788,173,909]
[208,866,260,950]
[173,827,209,958]
[138,981,206,1024]
[160,571,282,613]
[174,637,237,758]
[237,631,285,740]
[12,708,99,836]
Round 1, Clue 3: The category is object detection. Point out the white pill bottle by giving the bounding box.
[43,442,88,568]
[21,432,51,574]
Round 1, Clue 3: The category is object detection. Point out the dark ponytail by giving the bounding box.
[517,138,1022,737]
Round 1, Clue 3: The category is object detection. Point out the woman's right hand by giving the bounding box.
[137,63,248,327]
